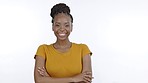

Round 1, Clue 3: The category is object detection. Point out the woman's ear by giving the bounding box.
[52,23,54,31]
[71,24,73,32]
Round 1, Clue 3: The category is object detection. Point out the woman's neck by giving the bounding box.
[54,39,72,49]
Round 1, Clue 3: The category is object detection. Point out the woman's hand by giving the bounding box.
[37,67,49,77]
[83,71,93,83]
[72,71,93,83]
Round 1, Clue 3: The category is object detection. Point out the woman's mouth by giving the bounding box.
[58,33,66,36]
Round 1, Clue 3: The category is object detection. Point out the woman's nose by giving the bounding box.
[59,25,65,30]
[58,27,65,32]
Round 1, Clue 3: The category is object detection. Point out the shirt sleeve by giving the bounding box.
[34,44,46,59]
[81,44,92,57]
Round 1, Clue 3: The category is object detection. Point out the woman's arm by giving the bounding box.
[82,54,92,74]
[34,56,90,83]
[34,56,74,83]
[34,55,93,83]
[82,54,93,82]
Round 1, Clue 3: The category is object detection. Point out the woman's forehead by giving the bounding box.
[54,13,71,22]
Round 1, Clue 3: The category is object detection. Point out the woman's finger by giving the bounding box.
[83,77,92,83]
[83,74,94,83]
[37,67,45,76]
[84,74,93,79]
[86,71,92,75]
[38,67,45,71]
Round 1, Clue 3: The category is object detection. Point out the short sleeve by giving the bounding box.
[81,44,92,57]
[34,44,46,59]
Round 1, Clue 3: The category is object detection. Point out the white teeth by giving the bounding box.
[59,33,66,36]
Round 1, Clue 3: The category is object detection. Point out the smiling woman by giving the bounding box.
[34,3,93,83]
[1,0,148,83]
[52,13,72,41]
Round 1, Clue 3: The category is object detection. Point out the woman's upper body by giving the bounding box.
[35,43,91,78]
[34,3,93,83]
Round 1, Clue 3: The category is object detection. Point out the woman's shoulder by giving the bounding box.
[37,43,53,48]
[72,42,88,47]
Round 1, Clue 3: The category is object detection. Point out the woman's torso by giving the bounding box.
[44,43,83,77]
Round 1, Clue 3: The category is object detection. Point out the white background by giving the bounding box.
[0,0,148,83]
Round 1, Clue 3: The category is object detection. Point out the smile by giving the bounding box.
[59,33,66,36]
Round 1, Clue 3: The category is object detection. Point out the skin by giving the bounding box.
[34,13,93,83]
[52,13,73,52]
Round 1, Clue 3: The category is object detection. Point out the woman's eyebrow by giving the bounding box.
[54,21,70,24]
[64,22,70,24]
[54,22,60,24]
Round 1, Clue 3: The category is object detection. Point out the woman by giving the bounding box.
[34,3,93,83]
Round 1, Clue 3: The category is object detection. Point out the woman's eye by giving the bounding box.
[65,25,69,27]
[55,24,60,27]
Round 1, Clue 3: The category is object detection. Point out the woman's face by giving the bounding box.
[52,13,73,41]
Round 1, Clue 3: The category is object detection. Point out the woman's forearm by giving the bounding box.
[34,55,93,83]
[35,72,91,83]
[35,67,92,83]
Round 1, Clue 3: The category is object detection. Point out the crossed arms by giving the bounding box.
[34,54,93,83]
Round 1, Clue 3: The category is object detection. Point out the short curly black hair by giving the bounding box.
[50,3,73,23]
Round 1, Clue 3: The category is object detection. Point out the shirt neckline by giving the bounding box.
[51,42,73,55]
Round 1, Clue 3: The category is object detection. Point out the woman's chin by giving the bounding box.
[58,37,67,41]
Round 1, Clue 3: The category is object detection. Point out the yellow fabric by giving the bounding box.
[35,43,92,78]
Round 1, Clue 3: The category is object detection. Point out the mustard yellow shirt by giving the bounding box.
[35,43,92,78]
